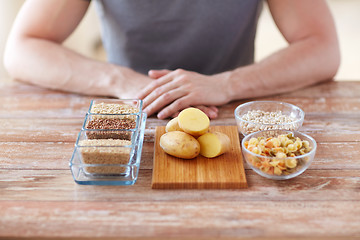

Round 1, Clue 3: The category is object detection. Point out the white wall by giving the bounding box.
[328,0,360,80]
[255,0,360,81]
[0,1,102,82]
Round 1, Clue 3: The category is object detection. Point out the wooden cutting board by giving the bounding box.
[151,126,247,189]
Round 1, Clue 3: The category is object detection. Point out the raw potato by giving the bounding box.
[165,117,182,132]
[178,107,210,137]
[197,132,230,158]
[160,131,200,159]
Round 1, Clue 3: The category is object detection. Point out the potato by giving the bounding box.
[160,131,200,159]
[178,107,210,137]
[165,117,182,132]
[197,131,230,158]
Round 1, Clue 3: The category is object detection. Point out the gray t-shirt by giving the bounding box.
[94,0,263,75]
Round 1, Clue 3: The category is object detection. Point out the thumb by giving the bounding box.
[148,69,171,79]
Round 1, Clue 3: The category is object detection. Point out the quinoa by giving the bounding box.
[85,117,136,140]
[86,118,136,130]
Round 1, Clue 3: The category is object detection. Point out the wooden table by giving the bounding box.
[0,80,359,239]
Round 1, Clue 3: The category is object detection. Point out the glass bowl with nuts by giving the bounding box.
[234,101,304,136]
[241,129,316,180]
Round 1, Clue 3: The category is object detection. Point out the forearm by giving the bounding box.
[225,0,341,101]
[225,36,340,101]
[4,37,142,98]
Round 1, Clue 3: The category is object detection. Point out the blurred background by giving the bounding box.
[1,0,359,82]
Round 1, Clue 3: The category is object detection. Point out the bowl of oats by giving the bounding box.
[234,101,304,136]
[241,129,316,180]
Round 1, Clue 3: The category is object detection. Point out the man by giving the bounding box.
[4,0,340,119]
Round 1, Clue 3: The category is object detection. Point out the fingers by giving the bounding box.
[139,69,220,119]
[136,74,171,100]
[157,96,191,119]
[194,105,218,119]
[143,80,180,108]
[208,106,219,113]
[136,69,174,100]
[143,88,185,118]
[155,94,217,120]
[142,70,190,117]
[148,69,171,79]
[171,111,180,118]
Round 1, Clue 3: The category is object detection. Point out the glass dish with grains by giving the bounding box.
[234,101,304,136]
[70,98,147,185]
[241,129,316,180]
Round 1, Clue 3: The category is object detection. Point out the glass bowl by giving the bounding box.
[70,110,147,185]
[241,129,316,180]
[234,101,304,136]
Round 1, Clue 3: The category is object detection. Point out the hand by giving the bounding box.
[112,67,153,99]
[136,69,230,119]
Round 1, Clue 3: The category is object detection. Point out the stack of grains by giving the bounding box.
[86,102,138,140]
[79,102,140,174]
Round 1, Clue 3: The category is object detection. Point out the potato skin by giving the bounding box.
[160,131,200,159]
[165,117,182,132]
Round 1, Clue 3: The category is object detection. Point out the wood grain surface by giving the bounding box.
[0,81,360,239]
[152,126,247,189]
